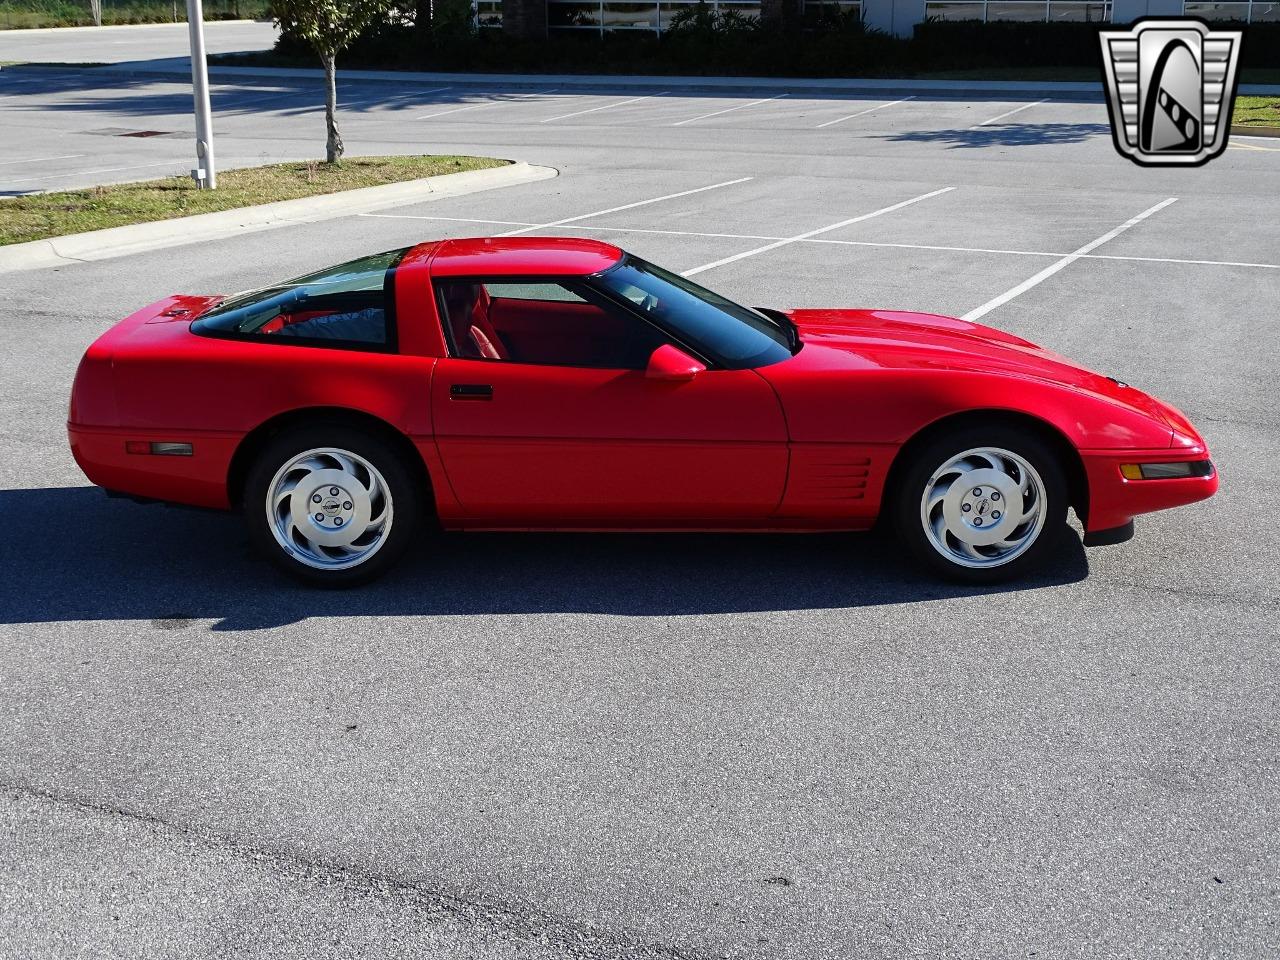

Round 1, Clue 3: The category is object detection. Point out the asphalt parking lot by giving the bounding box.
[2,30,1279,959]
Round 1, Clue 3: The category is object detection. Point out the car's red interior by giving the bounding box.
[258,310,335,334]
[466,284,506,359]
[439,282,659,369]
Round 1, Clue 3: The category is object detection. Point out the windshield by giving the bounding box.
[590,256,794,369]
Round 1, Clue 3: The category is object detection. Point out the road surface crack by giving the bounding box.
[2,780,711,960]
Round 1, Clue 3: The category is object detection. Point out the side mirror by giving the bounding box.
[645,344,705,382]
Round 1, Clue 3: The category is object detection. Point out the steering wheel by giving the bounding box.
[639,293,660,314]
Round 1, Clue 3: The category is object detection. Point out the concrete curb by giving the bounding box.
[14,60,1280,98]
[61,59,1112,98]
[1231,124,1280,138]
[0,161,556,274]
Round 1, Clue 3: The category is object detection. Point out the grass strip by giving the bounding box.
[0,155,508,246]
[1233,94,1280,128]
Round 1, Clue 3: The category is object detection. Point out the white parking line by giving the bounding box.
[362,212,1280,271]
[0,75,87,93]
[496,177,754,237]
[671,94,787,127]
[6,161,185,186]
[0,73,141,99]
[0,153,87,166]
[960,197,1178,321]
[360,213,537,226]
[416,88,560,120]
[971,98,1049,129]
[415,102,489,120]
[363,211,782,242]
[808,237,1279,270]
[816,96,915,129]
[217,89,312,110]
[540,92,667,123]
[682,187,955,276]
[0,74,57,85]
[1081,251,1280,269]
[342,85,451,110]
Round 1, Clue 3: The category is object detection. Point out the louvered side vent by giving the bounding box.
[779,446,890,520]
[791,457,872,501]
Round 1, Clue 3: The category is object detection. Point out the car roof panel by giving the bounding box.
[426,237,624,278]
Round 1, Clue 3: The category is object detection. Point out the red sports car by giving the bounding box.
[68,237,1217,586]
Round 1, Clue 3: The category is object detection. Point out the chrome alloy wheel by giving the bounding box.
[919,446,1048,569]
[265,447,394,571]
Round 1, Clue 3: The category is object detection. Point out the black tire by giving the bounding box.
[891,423,1069,584]
[243,424,422,587]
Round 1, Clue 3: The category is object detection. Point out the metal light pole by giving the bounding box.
[185,0,217,188]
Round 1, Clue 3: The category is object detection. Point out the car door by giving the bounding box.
[429,279,788,525]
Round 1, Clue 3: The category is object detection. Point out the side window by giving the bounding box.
[436,279,665,370]
[192,248,405,349]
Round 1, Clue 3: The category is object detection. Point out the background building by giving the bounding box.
[488,0,1276,38]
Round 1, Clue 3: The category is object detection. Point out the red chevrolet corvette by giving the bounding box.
[68,237,1216,586]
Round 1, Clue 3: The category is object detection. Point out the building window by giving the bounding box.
[529,0,764,34]
[479,0,1273,30]
[548,0,602,26]
[923,0,1110,19]
[802,0,862,21]
[1184,0,1277,19]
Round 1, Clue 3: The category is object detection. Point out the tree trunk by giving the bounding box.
[89,0,102,26]
[415,0,433,43]
[322,52,343,164]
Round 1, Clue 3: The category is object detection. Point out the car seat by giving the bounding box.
[467,284,508,360]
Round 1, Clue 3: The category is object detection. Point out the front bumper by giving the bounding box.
[1080,446,1218,535]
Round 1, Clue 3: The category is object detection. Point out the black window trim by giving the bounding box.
[431,273,717,371]
[190,248,406,355]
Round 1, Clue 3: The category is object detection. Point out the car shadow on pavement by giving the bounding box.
[886,122,1112,149]
[0,486,1088,630]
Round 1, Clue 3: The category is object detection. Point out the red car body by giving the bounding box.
[68,237,1216,544]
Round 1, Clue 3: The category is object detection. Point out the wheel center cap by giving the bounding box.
[323,499,341,515]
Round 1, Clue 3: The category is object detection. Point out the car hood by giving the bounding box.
[786,308,1179,427]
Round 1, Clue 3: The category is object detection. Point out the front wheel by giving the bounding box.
[892,426,1068,583]
[244,425,421,587]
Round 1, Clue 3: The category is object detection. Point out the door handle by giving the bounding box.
[450,383,494,400]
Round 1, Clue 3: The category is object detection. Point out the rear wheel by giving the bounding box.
[892,425,1068,583]
[244,425,421,587]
